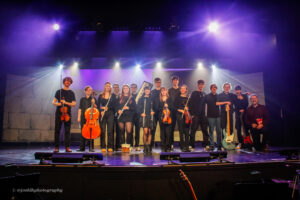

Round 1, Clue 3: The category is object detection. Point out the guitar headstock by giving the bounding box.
[179,169,188,182]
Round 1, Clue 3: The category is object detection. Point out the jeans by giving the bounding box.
[207,117,222,148]
[190,115,209,148]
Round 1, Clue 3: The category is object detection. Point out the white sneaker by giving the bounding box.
[204,146,210,151]
[235,143,242,149]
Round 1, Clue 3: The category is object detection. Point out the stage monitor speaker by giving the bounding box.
[34,152,103,163]
[160,151,227,162]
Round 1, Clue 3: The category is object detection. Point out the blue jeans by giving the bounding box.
[207,117,222,148]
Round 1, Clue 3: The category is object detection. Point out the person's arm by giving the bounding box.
[77,109,81,123]
[52,98,62,106]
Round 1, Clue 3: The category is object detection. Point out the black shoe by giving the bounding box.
[76,148,84,152]
[144,145,147,154]
[89,148,95,152]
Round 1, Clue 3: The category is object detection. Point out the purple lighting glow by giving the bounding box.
[208,22,219,33]
[53,23,60,31]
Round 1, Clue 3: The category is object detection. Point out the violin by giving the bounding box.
[60,97,70,122]
[162,103,172,125]
[82,92,101,140]
[182,95,192,125]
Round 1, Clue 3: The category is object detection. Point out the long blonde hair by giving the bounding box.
[102,82,112,98]
[120,84,132,104]
[159,87,169,102]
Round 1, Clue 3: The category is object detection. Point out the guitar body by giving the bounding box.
[222,104,235,150]
[222,130,235,150]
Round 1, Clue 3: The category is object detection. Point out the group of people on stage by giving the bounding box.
[52,76,270,154]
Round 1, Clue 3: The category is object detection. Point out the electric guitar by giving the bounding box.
[222,104,235,150]
[179,169,198,200]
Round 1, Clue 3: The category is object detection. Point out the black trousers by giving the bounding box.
[250,127,268,151]
[79,122,94,150]
[54,117,71,148]
[130,113,140,147]
[177,113,190,151]
[235,112,249,144]
[220,111,233,134]
[151,113,159,146]
[190,115,209,148]
[170,112,177,145]
[114,116,121,149]
[100,111,114,149]
[159,121,172,151]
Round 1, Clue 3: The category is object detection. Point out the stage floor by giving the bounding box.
[0,145,292,166]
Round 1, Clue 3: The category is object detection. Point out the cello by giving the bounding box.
[82,92,101,146]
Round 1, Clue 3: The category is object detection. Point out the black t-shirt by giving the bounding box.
[217,92,235,113]
[189,90,206,116]
[79,96,97,123]
[205,93,220,118]
[55,89,76,117]
[174,95,189,114]
[168,87,180,104]
[151,89,161,112]
[233,93,248,113]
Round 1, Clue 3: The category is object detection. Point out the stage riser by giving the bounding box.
[0,162,298,200]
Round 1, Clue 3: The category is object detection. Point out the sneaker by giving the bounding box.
[204,146,210,151]
[89,149,95,152]
[189,146,192,149]
[101,148,107,153]
[190,148,195,152]
[235,143,242,150]
[171,145,174,150]
[53,148,59,153]
[65,147,72,153]
[252,147,256,152]
[108,148,113,152]
[135,147,141,151]
[76,149,85,152]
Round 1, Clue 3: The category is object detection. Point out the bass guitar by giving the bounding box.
[222,104,235,150]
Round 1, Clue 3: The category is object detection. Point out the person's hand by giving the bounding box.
[91,99,95,104]
[227,101,231,105]
[240,109,244,113]
[118,110,123,115]
[164,103,168,107]
[252,123,258,128]
[141,113,146,117]
[101,111,105,116]
[124,106,129,110]
[257,124,263,130]
[77,118,80,123]
[103,106,108,111]
[151,111,155,115]
[57,103,62,106]
[60,99,66,104]
[184,106,189,111]
[178,109,184,113]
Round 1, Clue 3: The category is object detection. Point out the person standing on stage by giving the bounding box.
[52,77,76,153]
[112,83,121,151]
[130,83,141,151]
[245,94,270,152]
[216,82,235,141]
[168,76,180,149]
[205,84,222,150]
[189,80,209,151]
[98,82,115,153]
[77,86,97,152]
[233,85,249,149]
[174,85,191,152]
[116,85,136,149]
[158,87,173,152]
[137,86,154,154]
[150,77,162,149]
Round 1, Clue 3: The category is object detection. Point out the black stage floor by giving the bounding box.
[0,145,296,166]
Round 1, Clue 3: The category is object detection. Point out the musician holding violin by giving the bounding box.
[52,77,76,153]
[77,86,97,152]
[137,86,154,154]
[174,85,191,152]
[158,87,173,152]
[98,82,115,153]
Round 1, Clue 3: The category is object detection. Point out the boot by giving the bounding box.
[143,144,147,154]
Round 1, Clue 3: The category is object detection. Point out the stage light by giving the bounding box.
[208,22,219,33]
[115,62,120,68]
[135,64,141,70]
[58,64,64,70]
[73,62,79,67]
[53,23,60,31]
[211,64,217,70]
[197,62,204,69]
[156,62,162,69]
